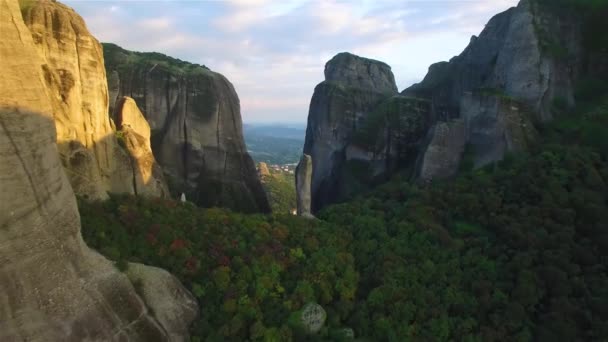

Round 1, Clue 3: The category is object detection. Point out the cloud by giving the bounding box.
[64,0,519,123]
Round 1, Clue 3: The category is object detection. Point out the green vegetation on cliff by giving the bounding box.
[102,42,210,76]
[79,83,608,341]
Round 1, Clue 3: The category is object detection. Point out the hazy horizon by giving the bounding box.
[64,0,518,123]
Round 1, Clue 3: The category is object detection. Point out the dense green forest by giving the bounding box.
[80,80,608,340]
[261,170,297,215]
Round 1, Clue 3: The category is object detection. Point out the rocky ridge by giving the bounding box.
[103,43,270,213]
[404,0,601,180]
[0,0,196,339]
[20,0,167,200]
[304,0,607,211]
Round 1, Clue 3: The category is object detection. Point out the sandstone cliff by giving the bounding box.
[303,53,431,212]
[114,96,170,198]
[0,0,196,339]
[103,43,270,213]
[19,0,166,200]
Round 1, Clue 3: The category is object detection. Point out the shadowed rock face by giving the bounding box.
[20,0,166,200]
[402,0,597,180]
[0,0,196,339]
[403,0,589,122]
[303,53,431,212]
[103,43,270,213]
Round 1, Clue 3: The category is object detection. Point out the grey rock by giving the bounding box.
[104,44,270,213]
[126,263,199,342]
[325,52,398,94]
[461,92,537,168]
[403,0,585,122]
[295,154,313,217]
[304,52,433,212]
[418,119,466,181]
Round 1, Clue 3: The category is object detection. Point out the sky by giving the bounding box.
[64,0,519,124]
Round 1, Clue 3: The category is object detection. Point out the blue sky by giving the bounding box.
[64,0,519,123]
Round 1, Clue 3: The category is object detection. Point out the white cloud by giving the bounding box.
[66,0,519,123]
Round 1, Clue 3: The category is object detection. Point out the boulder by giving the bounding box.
[126,263,199,342]
[295,154,313,218]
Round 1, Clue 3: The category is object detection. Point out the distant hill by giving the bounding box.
[244,123,305,165]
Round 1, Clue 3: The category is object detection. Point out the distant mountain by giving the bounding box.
[244,123,306,141]
[244,123,306,165]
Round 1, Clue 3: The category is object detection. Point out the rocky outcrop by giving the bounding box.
[103,43,270,213]
[303,53,431,212]
[19,0,166,200]
[126,263,199,342]
[324,52,398,94]
[114,97,170,198]
[295,154,313,218]
[0,0,196,339]
[401,0,598,180]
[461,92,537,167]
[258,162,271,178]
[418,119,466,181]
[403,0,583,122]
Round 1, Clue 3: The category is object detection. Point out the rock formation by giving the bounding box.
[103,43,270,213]
[303,52,431,212]
[19,0,166,200]
[258,162,271,178]
[126,263,199,342]
[0,0,196,339]
[303,0,608,211]
[295,154,313,218]
[114,96,170,197]
[402,0,598,180]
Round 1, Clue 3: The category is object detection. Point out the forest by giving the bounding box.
[79,74,608,340]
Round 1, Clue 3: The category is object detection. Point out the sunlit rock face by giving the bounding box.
[0,1,196,339]
[303,52,432,212]
[103,43,270,213]
[114,96,170,198]
[19,0,167,200]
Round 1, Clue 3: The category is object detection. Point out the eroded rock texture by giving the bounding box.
[103,43,270,213]
[19,0,166,199]
[0,0,196,339]
[295,154,313,218]
[114,97,170,198]
[126,263,199,342]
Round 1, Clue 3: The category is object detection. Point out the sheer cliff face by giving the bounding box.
[303,53,432,212]
[404,0,585,122]
[20,0,167,200]
[0,0,195,339]
[402,0,596,181]
[103,44,270,213]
